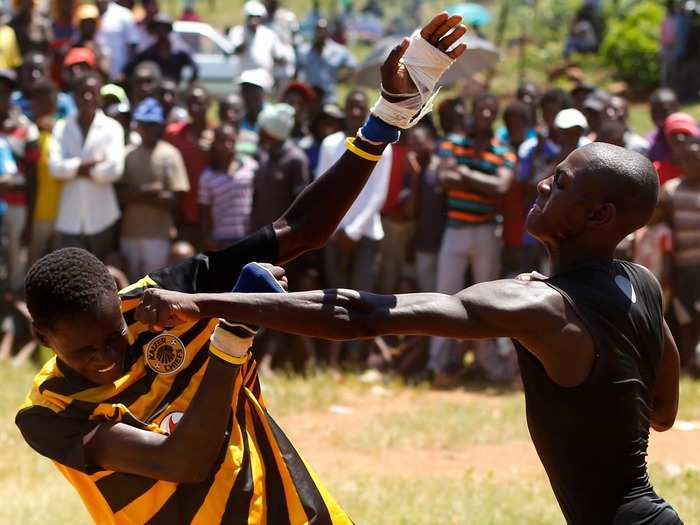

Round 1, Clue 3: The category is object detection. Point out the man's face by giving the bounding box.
[439,102,465,133]
[31,91,55,119]
[651,100,679,129]
[75,78,101,116]
[159,81,177,109]
[240,83,263,113]
[37,292,130,386]
[153,23,171,42]
[282,91,307,124]
[137,122,163,148]
[669,131,690,159]
[473,99,498,133]
[133,71,159,102]
[20,57,47,92]
[505,115,528,146]
[219,94,244,125]
[187,89,210,122]
[314,21,329,45]
[246,15,263,31]
[553,126,584,150]
[407,127,434,157]
[680,139,700,178]
[526,148,600,244]
[212,127,237,165]
[345,94,368,132]
[541,100,562,130]
[258,129,283,152]
[79,18,98,39]
[583,107,602,133]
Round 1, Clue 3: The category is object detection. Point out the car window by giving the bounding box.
[178,31,223,55]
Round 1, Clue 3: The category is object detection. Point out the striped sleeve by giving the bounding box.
[15,404,100,473]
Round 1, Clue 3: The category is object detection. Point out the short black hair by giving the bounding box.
[650,87,678,106]
[503,100,531,122]
[540,88,572,109]
[579,143,659,233]
[25,248,117,326]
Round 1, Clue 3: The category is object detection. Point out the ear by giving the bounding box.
[587,202,616,227]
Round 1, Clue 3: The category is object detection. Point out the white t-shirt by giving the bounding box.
[315,131,392,241]
[96,2,140,79]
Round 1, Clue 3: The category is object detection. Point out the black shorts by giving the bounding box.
[613,495,683,525]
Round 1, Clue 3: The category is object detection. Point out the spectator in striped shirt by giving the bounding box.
[198,124,257,250]
[430,92,516,387]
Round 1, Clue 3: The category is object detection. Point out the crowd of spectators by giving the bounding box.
[0,0,697,390]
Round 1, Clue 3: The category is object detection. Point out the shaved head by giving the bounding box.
[576,143,659,233]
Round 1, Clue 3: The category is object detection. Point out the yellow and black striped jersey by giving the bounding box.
[16,227,352,524]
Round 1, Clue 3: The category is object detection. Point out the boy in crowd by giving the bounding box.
[27,80,61,264]
[656,135,700,371]
[199,124,257,249]
[119,98,189,280]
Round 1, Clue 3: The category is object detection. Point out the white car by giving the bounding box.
[173,21,241,96]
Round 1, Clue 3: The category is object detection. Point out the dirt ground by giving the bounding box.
[278,389,700,480]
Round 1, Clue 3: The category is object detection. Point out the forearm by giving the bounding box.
[195,289,468,340]
[459,167,512,196]
[89,355,239,482]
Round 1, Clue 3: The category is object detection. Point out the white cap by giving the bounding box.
[244,1,267,17]
[259,103,296,141]
[554,108,588,130]
[238,68,273,92]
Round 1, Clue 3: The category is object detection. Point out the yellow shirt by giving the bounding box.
[16,228,352,524]
[33,130,63,222]
[0,25,22,70]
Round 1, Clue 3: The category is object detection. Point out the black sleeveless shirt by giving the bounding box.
[514,261,673,524]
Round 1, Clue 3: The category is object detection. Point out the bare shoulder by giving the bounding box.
[456,278,571,338]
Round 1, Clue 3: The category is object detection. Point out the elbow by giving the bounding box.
[651,414,676,432]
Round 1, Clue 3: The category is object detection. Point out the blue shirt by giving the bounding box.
[296,41,357,103]
[11,91,76,121]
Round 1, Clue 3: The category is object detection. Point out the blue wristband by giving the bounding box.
[360,114,401,144]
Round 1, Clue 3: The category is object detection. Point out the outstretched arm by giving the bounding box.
[137,275,594,386]
[651,320,680,432]
[272,13,466,263]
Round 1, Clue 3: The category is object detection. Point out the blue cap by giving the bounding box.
[133,97,164,124]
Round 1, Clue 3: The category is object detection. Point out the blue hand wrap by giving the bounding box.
[233,262,286,294]
[359,114,401,144]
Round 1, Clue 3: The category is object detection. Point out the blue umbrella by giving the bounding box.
[447,3,492,27]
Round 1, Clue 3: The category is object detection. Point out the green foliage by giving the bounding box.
[600,1,664,94]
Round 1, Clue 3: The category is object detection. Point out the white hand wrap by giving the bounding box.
[370,30,457,129]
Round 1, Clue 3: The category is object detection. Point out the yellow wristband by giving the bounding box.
[345,137,383,162]
[209,344,252,366]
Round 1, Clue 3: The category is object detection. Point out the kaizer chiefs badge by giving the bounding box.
[145,333,186,375]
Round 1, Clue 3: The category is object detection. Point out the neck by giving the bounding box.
[190,117,206,132]
[546,238,615,276]
[246,107,261,123]
[78,110,96,130]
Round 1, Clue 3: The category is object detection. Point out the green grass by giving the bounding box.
[2,361,700,524]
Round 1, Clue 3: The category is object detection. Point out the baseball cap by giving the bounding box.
[582,90,611,113]
[75,3,99,21]
[101,84,129,106]
[320,103,344,120]
[244,1,268,17]
[238,68,273,92]
[554,108,588,130]
[133,97,165,125]
[258,103,295,141]
[664,112,698,137]
[64,47,97,69]
[283,81,316,102]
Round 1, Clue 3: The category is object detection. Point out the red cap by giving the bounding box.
[664,112,698,138]
[64,47,97,69]
[282,81,316,102]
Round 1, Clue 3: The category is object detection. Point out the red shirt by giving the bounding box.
[381,143,408,216]
[653,160,682,187]
[165,121,212,223]
[500,178,525,247]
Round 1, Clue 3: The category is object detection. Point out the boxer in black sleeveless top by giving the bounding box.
[138,143,683,524]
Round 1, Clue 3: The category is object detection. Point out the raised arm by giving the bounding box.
[272,13,466,263]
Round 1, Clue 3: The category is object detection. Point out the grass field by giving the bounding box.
[2,362,700,524]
